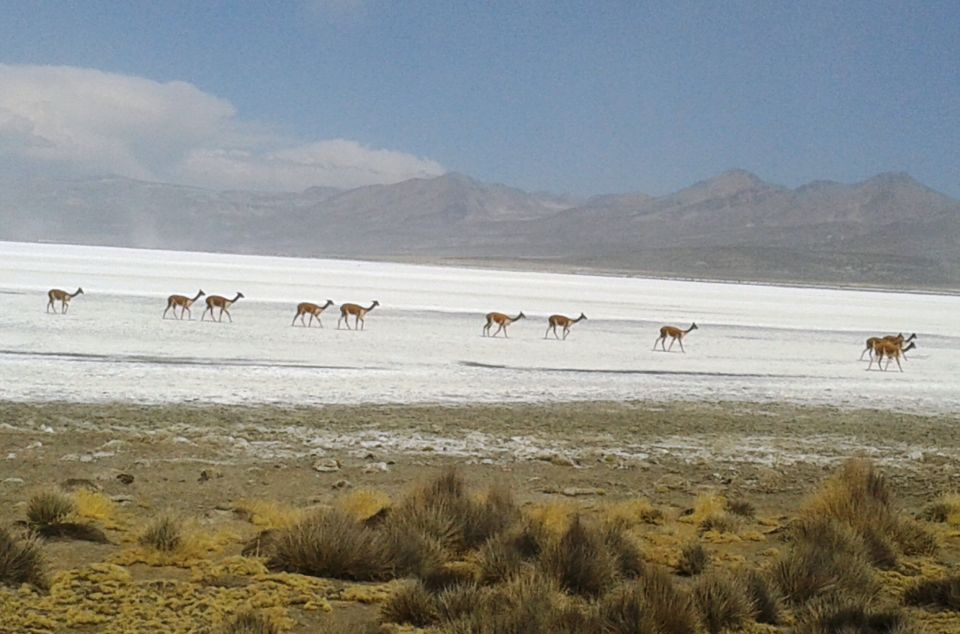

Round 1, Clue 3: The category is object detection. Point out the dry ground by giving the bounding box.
[1,401,960,632]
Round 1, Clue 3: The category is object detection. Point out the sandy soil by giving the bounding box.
[2,401,960,632]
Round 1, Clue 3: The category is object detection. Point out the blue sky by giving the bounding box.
[1,1,958,197]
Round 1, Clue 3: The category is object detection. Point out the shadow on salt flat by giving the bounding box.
[459,360,821,380]
[0,349,384,372]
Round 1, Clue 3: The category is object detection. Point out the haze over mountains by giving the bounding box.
[2,169,958,289]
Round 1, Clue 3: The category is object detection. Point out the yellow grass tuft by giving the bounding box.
[71,490,123,529]
[527,502,577,536]
[233,500,304,530]
[603,499,663,526]
[337,488,392,523]
[691,493,728,523]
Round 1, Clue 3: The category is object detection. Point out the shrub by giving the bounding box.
[742,568,782,625]
[0,526,48,590]
[139,515,182,552]
[436,582,485,622]
[698,513,740,534]
[391,469,519,556]
[691,571,755,634]
[438,570,564,633]
[903,576,960,610]
[381,579,439,627]
[219,610,279,634]
[726,498,756,518]
[476,533,523,584]
[805,458,938,561]
[266,509,391,581]
[540,515,619,597]
[771,517,877,604]
[600,567,698,634]
[675,541,709,576]
[382,519,450,579]
[26,490,75,526]
[890,518,939,556]
[603,520,645,578]
[795,594,910,634]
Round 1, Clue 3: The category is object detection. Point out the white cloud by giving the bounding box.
[0,64,444,190]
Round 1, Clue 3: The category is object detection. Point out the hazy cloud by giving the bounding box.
[0,64,444,190]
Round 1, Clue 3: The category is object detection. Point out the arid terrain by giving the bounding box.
[2,401,960,632]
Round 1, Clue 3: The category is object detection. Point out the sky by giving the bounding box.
[0,1,958,197]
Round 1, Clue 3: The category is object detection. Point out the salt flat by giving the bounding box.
[1,241,958,412]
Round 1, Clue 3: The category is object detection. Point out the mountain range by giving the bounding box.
[2,169,958,289]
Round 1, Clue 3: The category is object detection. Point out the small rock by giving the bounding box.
[548,455,578,468]
[560,487,606,497]
[363,452,377,460]
[116,473,135,485]
[2,477,25,485]
[313,458,342,473]
[25,441,43,450]
[332,479,352,489]
[62,478,101,492]
[363,462,390,474]
[6,453,16,460]
[110,495,135,505]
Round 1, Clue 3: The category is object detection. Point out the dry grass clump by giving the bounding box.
[676,541,709,576]
[540,515,619,597]
[139,515,183,552]
[475,533,523,584]
[772,516,877,605]
[602,519,646,578]
[25,489,110,542]
[26,490,75,526]
[903,576,960,610]
[0,526,48,591]
[919,493,960,524]
[338,488,392,524]
[475,518,549,584]
[436,582,485,622]
[604,499,664,526]
[794,594,910,634]
[742,568,782,625]
[599,566,698,634]
[437,570,583,634]
[691,570,756,634]
[266,509,391,581]
[804,458,938,561]
[218,610,280,634]
[391,470,519,554]
[381,579,439,627]
[726,497,756,518]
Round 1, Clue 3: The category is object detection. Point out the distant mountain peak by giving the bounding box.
[863,171,922,188]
